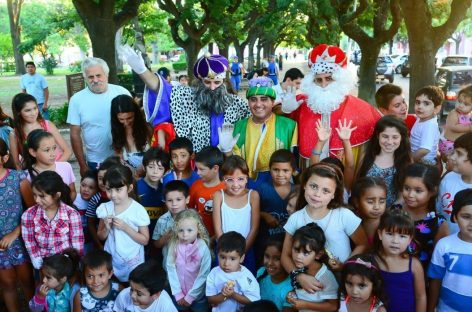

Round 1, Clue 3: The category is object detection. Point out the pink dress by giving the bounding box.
[439,110,472,156]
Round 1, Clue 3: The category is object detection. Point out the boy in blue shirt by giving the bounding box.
[136,147,170,259]
[428,189,472,311]
[162,137,199,187]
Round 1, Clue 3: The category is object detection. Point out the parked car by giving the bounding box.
[435,65,472,118]
[356,56,394,83]
[441,55,472,67]
[401,57,410,77]
[390,54,408,74]
[377,56,395,83]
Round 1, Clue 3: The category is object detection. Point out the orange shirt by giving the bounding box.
[189,180,225,237]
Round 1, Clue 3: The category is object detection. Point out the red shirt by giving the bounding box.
[188,180,225,237]
[405,114,416,133]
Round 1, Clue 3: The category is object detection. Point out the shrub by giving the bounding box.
[117,73,133,92]
[172,62,187,72]
[49,102,69,127]
[68,61,82,73]
[40,57,58,75]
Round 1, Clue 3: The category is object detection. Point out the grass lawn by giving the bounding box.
[0,61,183,116]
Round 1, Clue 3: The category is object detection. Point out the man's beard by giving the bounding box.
[193,80,232,115]
[300,68,355,115]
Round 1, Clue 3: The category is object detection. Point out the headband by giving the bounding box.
[345,258,378,270]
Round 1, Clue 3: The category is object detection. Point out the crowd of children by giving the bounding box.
[0,81,472,312]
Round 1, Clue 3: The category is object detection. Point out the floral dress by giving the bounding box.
[366,163,397,207]
[392,205,446,268]
[0,169,29,269]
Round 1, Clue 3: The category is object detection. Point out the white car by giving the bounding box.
[390,54,409,74]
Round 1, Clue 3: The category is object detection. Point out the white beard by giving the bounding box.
[300,67,356,115]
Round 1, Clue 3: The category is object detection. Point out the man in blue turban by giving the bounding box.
[120,47,250,152]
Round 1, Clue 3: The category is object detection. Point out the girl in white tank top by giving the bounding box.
[212,156,260,272]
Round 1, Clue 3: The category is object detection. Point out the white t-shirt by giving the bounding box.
[67,84,130,163]
[410,117,440,163]
[437,171,472,234]
[206,266,260,312]
[96,200,150,281]
[114,288,177,312]
[284,207,361,262]
[295,264,338,312]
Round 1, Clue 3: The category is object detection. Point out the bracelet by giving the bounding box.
[290,267,306,289]
[311,149,322,156]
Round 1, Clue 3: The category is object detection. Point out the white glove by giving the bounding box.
[217,124,240,153]
[118,44,148,74]
[31,257,43,270]
[281,86,303,113]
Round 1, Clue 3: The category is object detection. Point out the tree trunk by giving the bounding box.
[220,46,229,60]
[248,39,255,72]
[256,41,262,68]
[87,21,119,83]
[72,0,142,84]
[453,36,462,54]
[7,0,25,75]
[357,46,381,105]
[183,41,202,84]
[406,37,437,111]
[400,0,472,107]
[133,17,151,71]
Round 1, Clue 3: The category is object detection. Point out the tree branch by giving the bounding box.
[114,0,142,29]
[433,0,472,48]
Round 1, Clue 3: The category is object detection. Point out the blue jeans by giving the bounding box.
[38,103,49,120]
[231,75,241,91]
[87,161,101,173]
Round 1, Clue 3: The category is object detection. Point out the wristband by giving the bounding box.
[311,149,322,156]
[290,267,306,289]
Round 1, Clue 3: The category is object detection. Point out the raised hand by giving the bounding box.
[315,120,331,142]
[281,86,303,113]
[217,124,240,153]
[117,44,148,75]
[335,119,357,141]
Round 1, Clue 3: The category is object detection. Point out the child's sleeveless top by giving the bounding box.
[380,256,415,312]
[339,296,384,312]
[221,189,252,238]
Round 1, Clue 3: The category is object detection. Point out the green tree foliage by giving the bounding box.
[72,0,145,83]
[330,0,402,104]
[298,0,341,47]
[0,33,13,59]
[156,0,214,79]
[16,1,87,61]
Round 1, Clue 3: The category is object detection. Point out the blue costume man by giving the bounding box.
[230,56,244,92]
[120,47,250,152]
[267,55,279,85]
